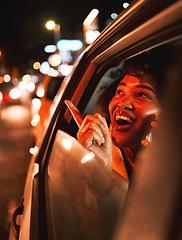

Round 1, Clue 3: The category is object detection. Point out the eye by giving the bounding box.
[116,88,124,96]
[136,92,151,100]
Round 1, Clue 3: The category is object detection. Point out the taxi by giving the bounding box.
[9,0,182,239]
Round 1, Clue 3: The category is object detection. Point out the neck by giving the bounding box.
[122,145,140,164]
[122,147,134,161]
[121,147,136,179]
[121,144,144,178]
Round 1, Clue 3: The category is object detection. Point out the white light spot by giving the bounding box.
[29,146,39,156]
[83,9,99,26]
[40,61,50,75]
[85,30,100,44]
[36,86,45,98]
[44,45,57,53]
[123,2,129,8]
[18,81,27,90]
[3,74,11,82]
[46,20,55,30]
[81,152,95,164]
[62,138,72,150]
[48,54,61,67]
[27,82,35,92]
[111,13,118,19]
[58,64,73,76]
[22,74,31,82]
[32,98,41,110]
[9,88,21,99]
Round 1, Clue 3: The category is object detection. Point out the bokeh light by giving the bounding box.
[83,9,99,26]
[0,91,3,101]
[58,64,73,76]
[48,68,59,77]
[3,74,11,82]
[48,54,61,67]
[57,39,83,51]
[45,20,56,30]
[111,13,118,19]
[22,74,31,82]
[9,88,21,99]
[18,81,27,91]
[123,2,130,8]
[33,62,41,70]
[36,86,45,98]
[27,82,35,92]
[44,45,57,53]
[40,61,50,75]
[32,98,41,110]
[85,30,100,44]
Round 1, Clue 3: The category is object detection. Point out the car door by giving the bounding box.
[10,0,182,239]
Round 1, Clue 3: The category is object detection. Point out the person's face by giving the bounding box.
[109,74,161,149]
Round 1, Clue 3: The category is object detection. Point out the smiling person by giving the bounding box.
[77,50,167,239]
[109,67,162,179]
[78,51,164,178]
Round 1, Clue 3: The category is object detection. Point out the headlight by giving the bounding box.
[9,88,21,99]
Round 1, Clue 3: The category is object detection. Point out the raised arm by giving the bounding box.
[77,113,114,197]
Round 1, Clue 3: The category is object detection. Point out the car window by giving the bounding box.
[61,38,182,140]
[42,38,182,239]
[85,38,181,118]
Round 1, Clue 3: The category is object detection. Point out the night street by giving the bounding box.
[0,103,34,239]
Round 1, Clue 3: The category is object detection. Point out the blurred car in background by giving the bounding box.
[0,81,21,104]
[9,0,182,239]
[31,75,65,144]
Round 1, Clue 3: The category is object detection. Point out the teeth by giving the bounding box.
[115,115,133,123]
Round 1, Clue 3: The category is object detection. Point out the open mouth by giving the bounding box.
[113,110,136,128]
[115,115,134,125]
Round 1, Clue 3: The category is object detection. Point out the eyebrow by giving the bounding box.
[119,82,156,94]
[118,82,126,86]
[136,84,156,94]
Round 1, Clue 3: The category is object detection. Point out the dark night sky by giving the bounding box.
[0,0,129,75]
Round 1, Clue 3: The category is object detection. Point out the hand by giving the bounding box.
[77,113,112,170]
[77,113,113,197]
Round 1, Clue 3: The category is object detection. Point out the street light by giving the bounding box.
[45,20,61,44]
[83,9,100,44]
[45,20,55,30]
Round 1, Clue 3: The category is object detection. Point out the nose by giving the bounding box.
[117,99,134,110]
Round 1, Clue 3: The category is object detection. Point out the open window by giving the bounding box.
[41,37,182,240]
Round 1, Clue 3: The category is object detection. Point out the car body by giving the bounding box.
[9,0,182,239]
